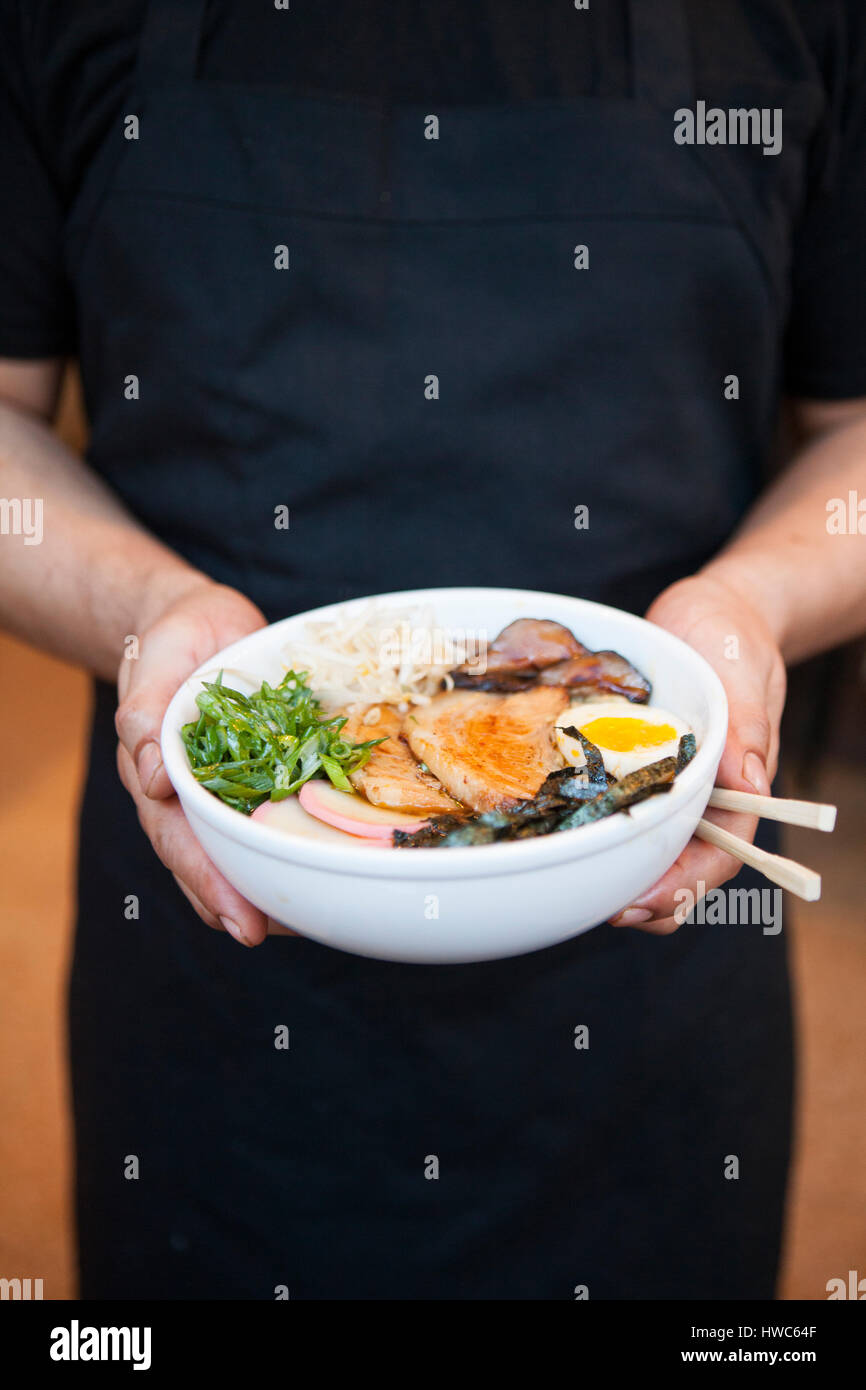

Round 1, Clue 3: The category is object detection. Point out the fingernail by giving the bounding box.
[137,740,163,794]
[610,907,653,927]
[742,751,770,796]
[220,916,252,946]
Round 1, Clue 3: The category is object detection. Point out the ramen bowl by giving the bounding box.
[161,587,727,963]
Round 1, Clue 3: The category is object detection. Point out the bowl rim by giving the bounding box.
[160,585,727,880]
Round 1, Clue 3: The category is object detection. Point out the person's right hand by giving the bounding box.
[115,577,271,946]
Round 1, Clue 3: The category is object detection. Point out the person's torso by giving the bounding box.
[44,0,831,618]
[60,3,806,1299]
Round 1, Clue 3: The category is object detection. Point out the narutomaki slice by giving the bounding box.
[298,780,429,839]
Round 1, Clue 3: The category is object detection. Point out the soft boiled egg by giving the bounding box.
[555,699,693,780]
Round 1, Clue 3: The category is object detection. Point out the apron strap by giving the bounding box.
[138,0,208,82]
[629,0,694,109]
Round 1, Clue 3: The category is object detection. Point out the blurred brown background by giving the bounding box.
[0,367,863,1300]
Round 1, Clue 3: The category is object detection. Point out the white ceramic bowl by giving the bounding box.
[161,587,727,963]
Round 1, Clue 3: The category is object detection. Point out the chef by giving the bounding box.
[1,1,865,1299]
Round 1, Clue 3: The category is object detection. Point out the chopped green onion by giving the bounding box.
[181,670,383,814]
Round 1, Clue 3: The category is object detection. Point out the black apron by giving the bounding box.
[67,0,816,1298]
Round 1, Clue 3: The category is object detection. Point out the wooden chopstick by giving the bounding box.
[707,787,837,832]
[695,818,821,902]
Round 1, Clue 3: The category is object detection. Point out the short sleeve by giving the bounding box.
[0,3,76,358]
[784,3,866,399]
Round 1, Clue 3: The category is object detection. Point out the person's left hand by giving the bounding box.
[608,571,787,933]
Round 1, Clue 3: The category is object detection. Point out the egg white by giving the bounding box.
[555,701,692,779]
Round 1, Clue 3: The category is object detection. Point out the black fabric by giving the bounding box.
[2,0,822,1297]
[73,688,794,1300]
[1,1,865,396]
[63,16,820,622]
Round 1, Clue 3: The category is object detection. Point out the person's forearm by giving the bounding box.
[0,399,210,679]
[701,412,866,663]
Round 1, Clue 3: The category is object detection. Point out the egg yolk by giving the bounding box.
[578,716,678,752]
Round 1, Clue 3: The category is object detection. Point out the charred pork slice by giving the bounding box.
[341,705,460,814]
[451,616,651,703]
[403,686,569,813]
[538,650,651,703]
[453,617,586,684]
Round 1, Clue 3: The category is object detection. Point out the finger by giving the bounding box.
[609,806,758,928]
[115,586,265,803]
[266,918,299,938]
[716,697,774,797]
[172,874,224,931]
[614,665,781,930]
[715,645,785,793]
[613,913,682,936]
[118,744,268,945]
[115,607,212,800]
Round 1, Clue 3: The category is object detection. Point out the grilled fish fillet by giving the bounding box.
[341,704,459,814]
[404,686,569,813]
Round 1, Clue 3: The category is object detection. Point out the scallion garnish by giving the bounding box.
[181,670,382,814]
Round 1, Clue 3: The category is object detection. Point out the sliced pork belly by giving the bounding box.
[404,686,569,813]
[340,704,459,814]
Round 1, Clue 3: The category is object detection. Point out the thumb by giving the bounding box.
[115,586,265,801]
[115,607,213,800]
[716,688,773,797]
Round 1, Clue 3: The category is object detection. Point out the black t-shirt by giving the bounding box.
[1,0,865,397]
